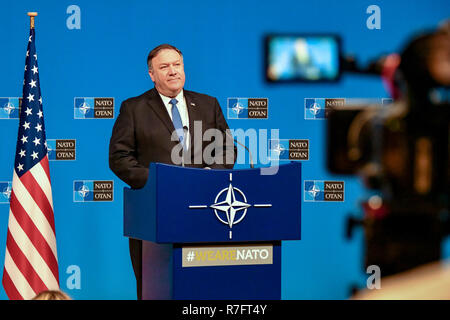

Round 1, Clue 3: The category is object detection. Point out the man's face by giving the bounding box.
[149,49,186,97]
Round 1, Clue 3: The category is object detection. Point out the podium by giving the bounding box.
[124,162,301,299]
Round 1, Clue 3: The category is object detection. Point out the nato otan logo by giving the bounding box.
[47,139,76,161]
[227,98,268,119]
[0,97,22,119]
[0,181,12,204]
[304,180,344,202]
[74,97,114,119]
[269,139,309,161]
[73,180,114,202]
[305,98,345,119]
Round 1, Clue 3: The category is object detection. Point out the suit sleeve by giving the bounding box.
[209,98,237,169]
[109,100,149,189]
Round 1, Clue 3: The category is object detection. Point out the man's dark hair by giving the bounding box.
[147,44,183,71]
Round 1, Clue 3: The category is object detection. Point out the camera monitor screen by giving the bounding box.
[265,34,341,82]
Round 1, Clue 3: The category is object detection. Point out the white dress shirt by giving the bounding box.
[158,90,190,149]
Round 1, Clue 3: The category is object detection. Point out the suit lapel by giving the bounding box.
[146,88,175,134]
[185,90,202,152]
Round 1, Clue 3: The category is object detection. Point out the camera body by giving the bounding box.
[327,96,449,276]
[327,28,450,276]
[266,28,450,276]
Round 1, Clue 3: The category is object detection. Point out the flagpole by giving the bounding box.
[27,12,37,29]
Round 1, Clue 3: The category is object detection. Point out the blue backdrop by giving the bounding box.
[0,0,449,300]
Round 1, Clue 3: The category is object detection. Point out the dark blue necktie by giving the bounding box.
[169,98,185,146]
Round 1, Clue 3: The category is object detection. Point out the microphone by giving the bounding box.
[224,130,254,169]
[183,126,188,149]
[181,126,189,167]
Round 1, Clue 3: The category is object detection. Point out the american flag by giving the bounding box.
[2,27,59,299]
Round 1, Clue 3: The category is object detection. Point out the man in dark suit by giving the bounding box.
[109,44,236,299]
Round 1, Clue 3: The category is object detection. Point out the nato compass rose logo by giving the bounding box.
[79,101,90,115]
[3,186,12,199]
[0,98,20,119]
[310,102,321,115]
[307,184,320,198]
[3,102,15,115]
[227,98,248,119]
[305,98,326,119]
[0,182,12,203]
[189,173,272,239]
[78,184,90,199]
[272,143,286,157]
[232,102,245,115]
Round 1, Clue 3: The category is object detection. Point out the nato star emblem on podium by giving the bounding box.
[189,173,272,239]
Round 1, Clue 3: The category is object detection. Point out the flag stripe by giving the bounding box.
[29,160,53,210]
[40,155,51,182]
[10,191,59,277]
[3,249,35,300]
[12,171,57,252]
[7,212,59,291]
[2,270,24,300]
[6,230,48,295]
[20,169,55,230]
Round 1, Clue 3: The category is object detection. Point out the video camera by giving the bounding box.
[265,27,450,277]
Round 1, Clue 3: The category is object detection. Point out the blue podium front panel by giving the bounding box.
[130,163,300,300]
[124,163,302,244]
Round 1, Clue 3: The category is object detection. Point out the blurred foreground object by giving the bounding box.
[352,260,450,300]
[328,23,449,277]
